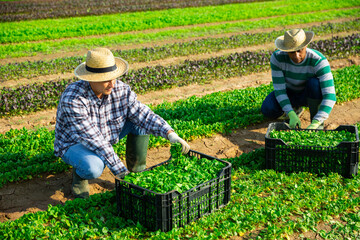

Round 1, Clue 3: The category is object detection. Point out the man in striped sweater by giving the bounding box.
[261,28,336,129]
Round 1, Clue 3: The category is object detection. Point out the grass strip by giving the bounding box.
[0,8,359,59]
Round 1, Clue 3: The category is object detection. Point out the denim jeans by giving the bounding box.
[62,120,147,179]
[261,77,322,119]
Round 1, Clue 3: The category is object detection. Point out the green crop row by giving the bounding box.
[2,19,359,81]
[1,0,358,44]
[0,65,359,188]
[0,0,270,22]
[1,8,359,59]
[0,146,359,239]
[1,33,359,117]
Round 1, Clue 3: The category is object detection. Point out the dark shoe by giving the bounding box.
[126,133,150,172]
[71,169,89,199]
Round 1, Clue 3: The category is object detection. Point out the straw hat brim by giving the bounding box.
[275,31,314,52]
[74,57,129,82]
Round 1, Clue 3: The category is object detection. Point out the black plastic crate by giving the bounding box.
[115,150,232,232]
[265,122,359,178]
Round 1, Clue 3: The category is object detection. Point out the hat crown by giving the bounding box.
[283,29,306,49]
[86,48,116,69]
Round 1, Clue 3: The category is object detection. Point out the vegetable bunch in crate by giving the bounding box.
[265,122,359,178]
[115,143,231,232]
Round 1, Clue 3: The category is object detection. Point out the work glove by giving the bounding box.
[167,132,190,154]
[288,110,301,128]
[307,119,323,129]
[115,170,130,179]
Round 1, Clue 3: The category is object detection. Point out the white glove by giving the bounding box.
[167,132,190,154]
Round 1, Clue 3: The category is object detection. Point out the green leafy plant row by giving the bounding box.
[0,66,359,188]
[2,19,359,81]
[1,0,358,44]
[0,128,70,188]
[0,0,270,22]
[1,33,359,117]
[1,8,359,59]
[1,147,359,239]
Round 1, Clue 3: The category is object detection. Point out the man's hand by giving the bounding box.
[307,120,322,129]
[288,110,301,128]
[167,132,190,154]
[115,170,130,179]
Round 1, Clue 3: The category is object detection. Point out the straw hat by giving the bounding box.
[275,29,314,52]
[74,48,129,82]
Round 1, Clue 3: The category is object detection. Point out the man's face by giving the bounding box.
[89,79,116,99]
[287,47,307,64]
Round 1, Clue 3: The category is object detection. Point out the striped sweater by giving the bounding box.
[270,48,336,122]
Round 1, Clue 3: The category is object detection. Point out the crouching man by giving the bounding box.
[261,29,336,129]
[54,48,190,198]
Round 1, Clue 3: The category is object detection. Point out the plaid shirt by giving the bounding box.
[54,80,172,175]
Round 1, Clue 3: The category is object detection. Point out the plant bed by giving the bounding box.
[115,145,231,232]
[265,122,359,178]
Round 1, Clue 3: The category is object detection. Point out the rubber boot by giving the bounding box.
[307,98,324,129]
[71,169,90,199]
[126,133,150,172]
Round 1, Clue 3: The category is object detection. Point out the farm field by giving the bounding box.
[0,0,360,239]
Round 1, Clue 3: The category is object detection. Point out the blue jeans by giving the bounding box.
[261,77,322,119]
[62,120,147,179]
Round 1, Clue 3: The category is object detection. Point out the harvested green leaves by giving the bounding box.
[270,129,357,147]
[123,143,225,193]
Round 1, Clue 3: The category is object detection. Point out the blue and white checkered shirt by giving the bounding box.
[54,80,172,175]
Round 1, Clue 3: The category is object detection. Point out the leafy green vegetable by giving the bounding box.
[270,129,357,147]
[123,144,226,193]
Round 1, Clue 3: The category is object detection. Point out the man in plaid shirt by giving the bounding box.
[54,48,190,198]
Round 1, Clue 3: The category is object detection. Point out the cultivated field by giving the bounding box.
[0,0,360,239]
